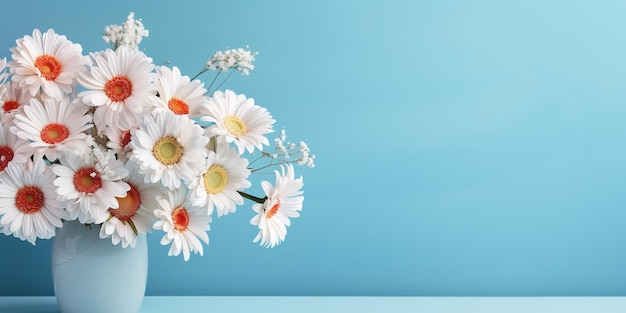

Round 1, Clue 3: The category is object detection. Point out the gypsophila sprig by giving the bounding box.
[192,46,259,94]
[252,128,316,172]
[0,12,315,261]
[205,47,258,75]
[103,12,149,50]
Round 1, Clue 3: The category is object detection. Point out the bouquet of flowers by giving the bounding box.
[0,13,314,261]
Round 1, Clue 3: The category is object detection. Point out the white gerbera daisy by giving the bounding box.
[129,110,209,190]
[250,164,303,248]
[188,143,251,216]
[99,162,160,248]
[77,46,157,132]
[0,81,37,124]
[153,188,211,261]
[0,157,66,245]
[11,97,92,161]
[52,152,130,224]
[201,89,275,155]
[0,123,35,173]
[153,65,210,118]
[8,29,89,101]
[105,124,138,162]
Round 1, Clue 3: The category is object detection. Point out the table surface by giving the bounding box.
[2,296,626,313]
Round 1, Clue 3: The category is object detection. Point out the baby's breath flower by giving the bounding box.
[103,12,149,50]
[255,128,315,170]
[102,25,122,46]
[90,143,127,181]
[205,47,258,75]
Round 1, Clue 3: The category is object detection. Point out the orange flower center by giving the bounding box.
[265,199,281,219]
[40,123,69,144]
[3,100,19,113]
[15,185,44,214]
[34,55,62,81]
[73,167,102,193]
[104,76,133,102]
[121,130,132,149]
[172,206,189,232]
[168,98,189,115]
[0,146,14,171]
[110,183,141,221]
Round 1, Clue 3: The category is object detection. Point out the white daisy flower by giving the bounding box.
[99,162,160,248]
[129,110,209,190]
[188,143,251,216]
[104,122,139,162]
[0,123,35,173]
[0,157,66,245]
[201,89,275,155]
[250,164,304,248]
[153,188,211,261]
[11,97,92,161]
[52,152,130,224]
[8,29,89,101]
[0,81,37,124]
[153,65,210,118]
[77,46,157,132]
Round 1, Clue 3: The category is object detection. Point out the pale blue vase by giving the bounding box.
[51,220,148,313]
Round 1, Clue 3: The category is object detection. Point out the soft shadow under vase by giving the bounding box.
[51,220,148,313]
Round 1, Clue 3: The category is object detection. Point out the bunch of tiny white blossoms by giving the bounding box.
[102,12,149,50]
[205,48,258,75]
[0,13,314,261]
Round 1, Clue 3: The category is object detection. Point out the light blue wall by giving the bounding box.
[1,0,626,296]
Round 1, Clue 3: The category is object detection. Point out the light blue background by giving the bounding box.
[1,0,626,296]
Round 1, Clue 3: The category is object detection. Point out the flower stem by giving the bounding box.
[251,160,298,173]
[190,68,209,81]
[211,69,235,93]
[247,154,267,167]
[238,191,267,204]
[205,71,221,93]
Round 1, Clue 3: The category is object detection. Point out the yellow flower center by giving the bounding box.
[34,55,62,81]
[152,136,183,165]
[223,116,247,137]
[203,165,228,194]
